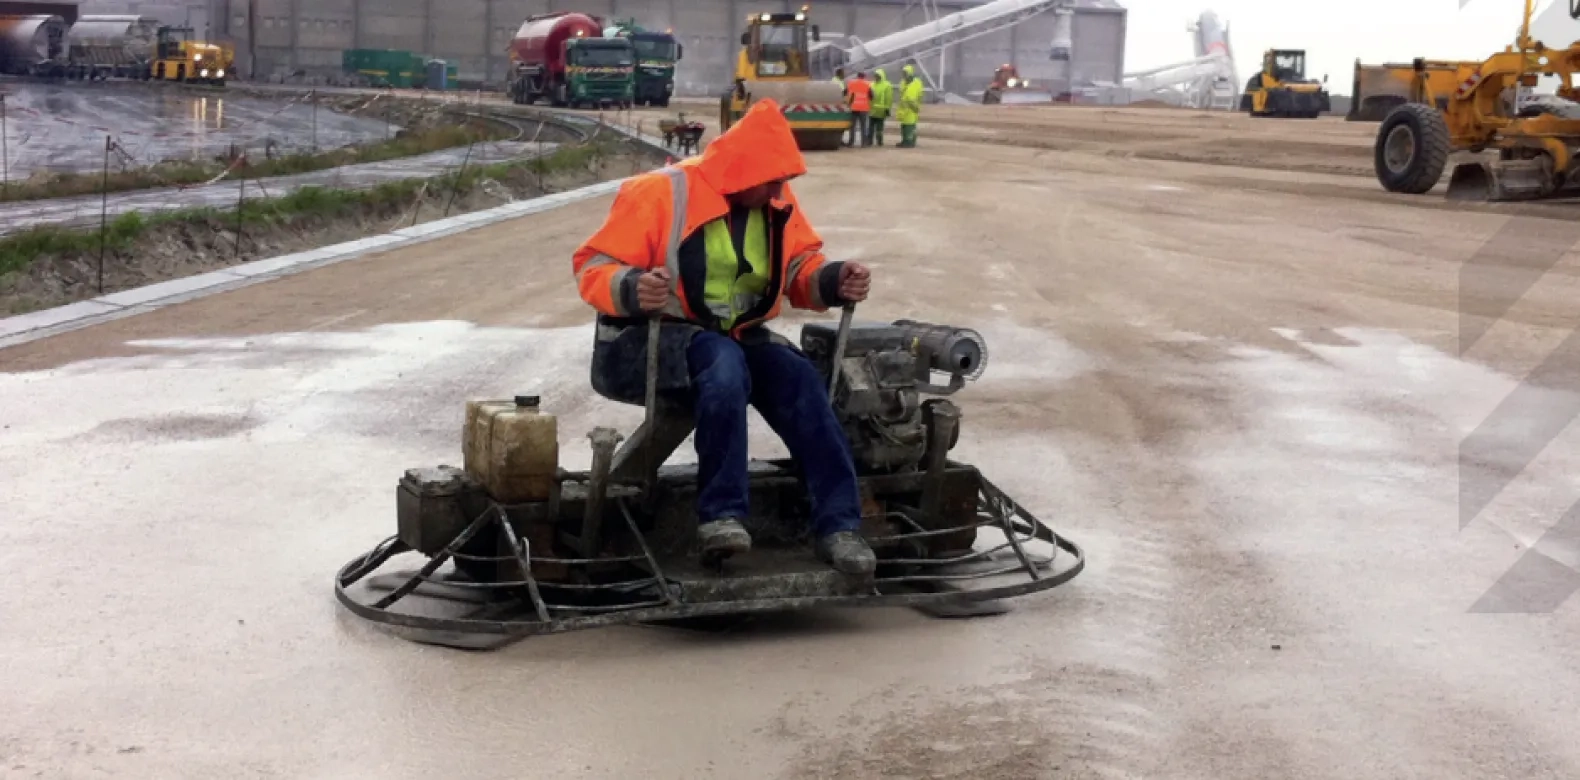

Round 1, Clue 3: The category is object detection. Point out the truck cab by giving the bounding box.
[563,36,635,108]
[629,30,681,107]
[1266,49,1311,85]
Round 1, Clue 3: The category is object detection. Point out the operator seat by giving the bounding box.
[587,315,699,482]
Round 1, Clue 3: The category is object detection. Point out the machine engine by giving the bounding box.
[801,320,988,472]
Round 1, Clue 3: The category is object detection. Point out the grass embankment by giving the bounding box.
[0,123,503,204]
[0,139,624,286]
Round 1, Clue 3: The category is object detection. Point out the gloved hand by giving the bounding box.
[838,262,871,303]
[638,267,671,312]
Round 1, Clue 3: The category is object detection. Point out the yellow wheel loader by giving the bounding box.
[719,5,850,151]
[150,25,231,86]
[1375,0,1580,202]
[1239,49,1331,118]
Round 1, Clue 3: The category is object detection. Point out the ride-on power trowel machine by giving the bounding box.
[335,311,1085,650]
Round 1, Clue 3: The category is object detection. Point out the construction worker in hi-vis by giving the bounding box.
[571,99,878,575]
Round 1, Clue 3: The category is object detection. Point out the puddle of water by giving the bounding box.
[0,82,395,176]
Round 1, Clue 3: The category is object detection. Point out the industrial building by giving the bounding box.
[167,0,1124,96]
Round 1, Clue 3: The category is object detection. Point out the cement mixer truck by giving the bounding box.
[720,6,849,151]
[508,11,634,109]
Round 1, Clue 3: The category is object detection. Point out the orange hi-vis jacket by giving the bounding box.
[572,98,850,404]
[844,77,872,112]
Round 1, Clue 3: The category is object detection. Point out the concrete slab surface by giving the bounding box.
[3,110,1580,779]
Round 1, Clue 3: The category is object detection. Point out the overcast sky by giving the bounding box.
[1116,0,1575,93]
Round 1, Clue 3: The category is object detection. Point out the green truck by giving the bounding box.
[343,48,458,89]
[508,12,635,109]
[605,19,682,107]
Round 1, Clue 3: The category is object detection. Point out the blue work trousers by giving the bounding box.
[686,330,862,538]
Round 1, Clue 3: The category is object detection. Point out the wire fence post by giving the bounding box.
[234,156,246,259]
[1,94,8,194]
[443,136,477,218]
[536,134,543,193]
[98,135,111,294]
[632,120,642,176]
[311,89,319,151]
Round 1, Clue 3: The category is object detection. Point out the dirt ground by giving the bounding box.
[3,103,1580,779]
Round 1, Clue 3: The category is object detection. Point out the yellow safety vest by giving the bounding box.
[701,209,770,330]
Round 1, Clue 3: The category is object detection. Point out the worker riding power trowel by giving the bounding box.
[335,309,1085,650]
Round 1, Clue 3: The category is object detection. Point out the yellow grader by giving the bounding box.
[1376,0,1580,201]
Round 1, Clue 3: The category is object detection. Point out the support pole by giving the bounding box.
[234,160,246,258]
[827,303,855,398]
[582,427,621,559]
[98,136,111,294]
[642,315,662,502]
[920,400,959,525]
[442,133,476,217]
[1,94,9,194]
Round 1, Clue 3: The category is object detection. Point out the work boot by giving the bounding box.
[816,531,877,576]
[698,518,752,559]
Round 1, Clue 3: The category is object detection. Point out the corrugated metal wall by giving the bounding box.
[199,0,1124,95]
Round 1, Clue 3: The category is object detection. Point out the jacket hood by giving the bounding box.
[902,64,916,77]
[874,68,887,81]
[695,99,807,196]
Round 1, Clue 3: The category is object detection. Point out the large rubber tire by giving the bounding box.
[1375,102,1451,194]
[656,96,670,108]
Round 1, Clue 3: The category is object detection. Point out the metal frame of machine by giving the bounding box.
[981,63,1051,104]
[1346,58,1462,122]
[335,316,1085,650]
[1373,0,1580,201]
[720,5,851,151]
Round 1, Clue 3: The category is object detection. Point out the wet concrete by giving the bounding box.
[0,81,395,177]
[0,140,557,234]
[3,125,1580,778]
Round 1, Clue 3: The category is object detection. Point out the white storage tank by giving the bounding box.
[0,13,67,72]
[67,14,157,67]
